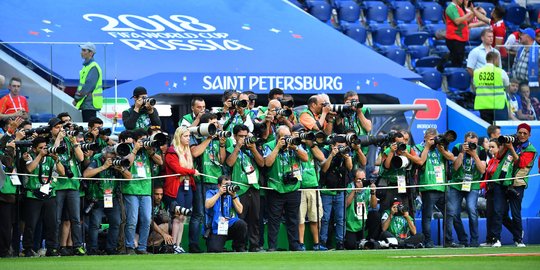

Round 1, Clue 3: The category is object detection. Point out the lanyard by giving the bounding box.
[8,94,22,112]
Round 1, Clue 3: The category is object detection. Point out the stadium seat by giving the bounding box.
[445,68,471,94]
[342,23,368,44]
[384,47,407,66]
[335,0,361,23]
[363,1,390,30]
[408,46,430,68]
[402,32,430,46]
[526,3,540,28]
[396,23,420,36]
[288,0,307,9]
[468,27,486,46]
[475,2,495,19]
[424,23,446,36]
[504,4,527,32]
[418,2,444,25]
[31,113,56,123]
[431,45,450,58]
[306,0,333,22]
[392,1,416,24]
[371,27,399,52]
[417,68,443,91]
[465,44,476,56]
[415,55,442,68]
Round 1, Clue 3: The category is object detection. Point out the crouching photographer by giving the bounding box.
[345,169,380,250]
[380,198,424,249]
[83,145,132,255]
[204,175,247,253]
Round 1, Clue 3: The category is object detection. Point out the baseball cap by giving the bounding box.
[48,117,63,128]
[392,197,402,205]
[79,42,96,52]
[291,124,305,132]
[132,86,147,98]
[519,28,536,39]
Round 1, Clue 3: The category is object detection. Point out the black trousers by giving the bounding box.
[206,219,247,253]
[446,39,466,67]
[267,190,301,250]
[239,188,260,250]
[0,201,14,257]
[81,110,98,122]
[380,231,425,248]
[344,211,382,250]
[23,198,58,250]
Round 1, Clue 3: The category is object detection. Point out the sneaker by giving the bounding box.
[480,241,493,247]
[73,246,86,256]
[126,248,136,255]
[469,242,480,248]
[444,242,465,248]
[45,248,60,257]
[135,249,150,255]
[249,247,265,252]
[266,248,277,252]
[59,247,72,256]
[424,242,435,248]
[336,242,344,250]
[189,244,202,253]
[491,240,502,247]
[298,244,306,251]
[23,249,38,258]
[313,244,328,251]
[173,245,186,254]
[515,241,526,248]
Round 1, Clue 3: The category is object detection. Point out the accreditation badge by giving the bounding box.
[397,175,406,194]
[136,161,147,178]
[434,166,444,184]
[217,217,229,235]
[10,175,22,185]
[461,174,472,192]
[40,183,51,195]
[292,163,302,181]
[245,164,258,185]
[104,189,113,208]
[355,201,367,220]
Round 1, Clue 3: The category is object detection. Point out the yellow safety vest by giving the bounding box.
[473,64,506,110]
[75,61,103,109]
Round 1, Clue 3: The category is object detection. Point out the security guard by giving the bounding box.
[73,42,103,122]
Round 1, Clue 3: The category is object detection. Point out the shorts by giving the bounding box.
[299,190,323,224]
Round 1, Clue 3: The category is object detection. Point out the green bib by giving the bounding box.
[25,155,57,199]
[87,154,118,200]
[346,183,371,233]
[379,146,410,185]
[122,153,152,195]
[342,108,371,155]
[300,147,319,188]
[201,140,223,184]
[228,145,260,196]
[383,210,411,238]
[450,144,484,191]
[264,140,301,194]
[416,144,446,192]
[54,138,81,191]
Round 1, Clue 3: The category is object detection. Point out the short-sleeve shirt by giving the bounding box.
[0,94,29,115]
[491,20,507,57]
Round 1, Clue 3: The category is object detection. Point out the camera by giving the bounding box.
[278,99,294,108]
[216,130,232,138]
[143,97,156,106]
[338,145,351,155]
[466,142,477,150]
[395,203,408,215]
[14,140,33,148]
[498,135,518,144]
[224,184,240,193]
[274,108,293,117]
[114,143,131,156]
[24,126,51,137]
[349,100,363,109]
[170,201,192,216]
[141,133,167,148]
[506,186,520,198]
[283,172,299,185]
[298,132,316,141]
[245,135,260,144]
[47,145,67,155]
[189,123,217,137]
[358,131,402,147]
[248,94,258,101]
[65,129,81,137]
[331,104,355,115]
[84,199,99,214]
[63,163,75,178]
[396,142,407,151]
[433,130,457,146]
[99,128,112,137]
[80,142,100,152]
[112,158,130,168]
[231,98,248,108]
[391,155,410,169]
[284,136,302,146]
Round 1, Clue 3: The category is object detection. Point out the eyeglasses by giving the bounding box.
[355,178,366,182]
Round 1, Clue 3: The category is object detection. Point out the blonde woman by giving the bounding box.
[164,126,200,253]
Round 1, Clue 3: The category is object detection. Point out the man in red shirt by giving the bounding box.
[443,0,475,68]
[0,77,29,120]
[476,6,507,66]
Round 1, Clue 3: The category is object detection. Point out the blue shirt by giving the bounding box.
[205,189,238,234]
[466,44,501,71]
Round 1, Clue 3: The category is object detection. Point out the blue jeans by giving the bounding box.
[124,195,151,251]
[503,186,525,242]
[189,182,217,247]
[445,188,479,245]
[420,190,445,244]
[55,189,82,247]
[320,192,345,245]
[88,199,121,251]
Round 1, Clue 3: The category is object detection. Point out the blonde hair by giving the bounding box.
[172,126,193,169]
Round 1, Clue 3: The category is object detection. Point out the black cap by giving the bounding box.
[292,124,305,132]
[392,197,402,205]
[48,117,63,127]
[132,86,147,98]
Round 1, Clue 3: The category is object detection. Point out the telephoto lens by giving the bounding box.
[80,142,100,152]
[175,206,193,216]
[396,142,407,151]
[47,145,67,155]
[216,130,232,138]
[338,145,351,155]
[225,184,240,193]
[65,130,81,137]
[231,98,248,108]
[111,158,130,167]
[246,136,259,144]
[275,108,293,117]
[350,101,363,109]
[467,142,477,150]
[284,136,302,146]
[143,97,156,106]
[298,132,316,141]
[498,135,516,144]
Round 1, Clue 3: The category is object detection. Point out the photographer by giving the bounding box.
[225,124,264,252]
[446,132,486,248]
[22,136,65,257]
[335,91,372,155]
[189,113,226,253]
[293,124,326,251]
[491,123,536,247]
[319,135,353,250]
[48,117,86,255]
[223,92,255,133]
[299,95,333,135]
[83,145,131,255]
[218,90,239,125]
[345,169,380,250]
[122,129,163,255]
[379,132,420,212]
[415,128,455,248]
[0,140,18,257]
[264,125,308,251]
[380,198,424,248]
[179,97,206,128]
[86,117,114,150]
[148,185,173,252]
[205,175,246,253]
[122,86,161,131]
[258,99,293,141]
[256,88,284,117]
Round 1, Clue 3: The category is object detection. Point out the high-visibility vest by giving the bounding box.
[75,61,103,110]
[473,64,506,110]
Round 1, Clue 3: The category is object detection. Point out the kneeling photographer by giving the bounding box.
[205,175,246,252]
[380,198,424,248]
[344,169,380,250]
[319,134,353,250]
[83,145,132,255]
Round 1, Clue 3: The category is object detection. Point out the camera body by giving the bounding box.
[395,203,408,216]
[284,136,302,146]
[143,97,156,106]
[111,158,130,168]
[283,172,299,185]
[338,145,351,156]
[169,201,192,216]
[231,98,248,108]
[274,108,292,117]
[466,142,477,150]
